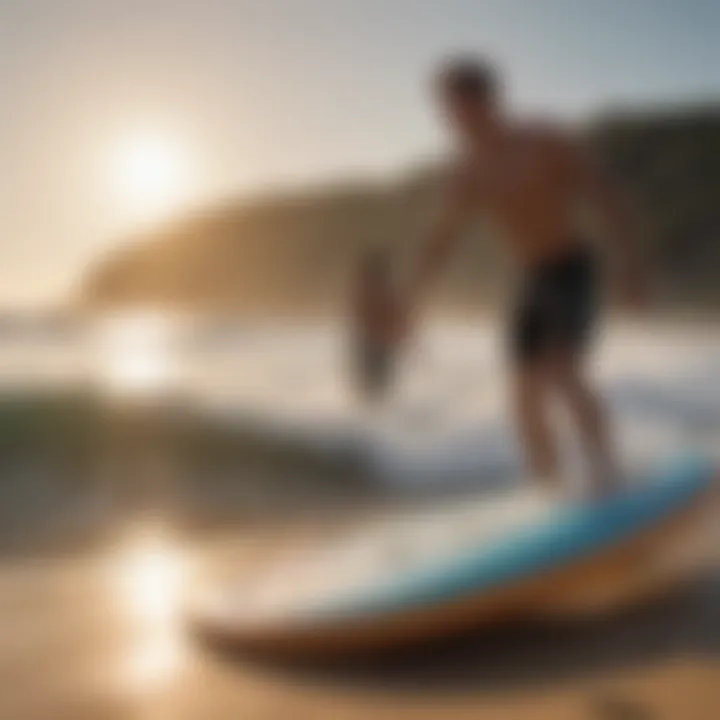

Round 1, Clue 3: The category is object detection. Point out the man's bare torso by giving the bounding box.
[456,124,584,265]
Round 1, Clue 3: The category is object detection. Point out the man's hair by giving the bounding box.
[437,56,500,102]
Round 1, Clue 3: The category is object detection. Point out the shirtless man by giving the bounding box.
[402,57,645,496]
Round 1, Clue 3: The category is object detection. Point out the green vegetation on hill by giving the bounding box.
[590,106,720,307]
[84,105,720,314]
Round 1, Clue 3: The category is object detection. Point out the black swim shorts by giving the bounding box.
[510,245,600,364]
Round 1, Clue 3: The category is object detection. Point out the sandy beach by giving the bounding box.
[0,514,717,720]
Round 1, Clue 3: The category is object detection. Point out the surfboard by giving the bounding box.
[189,455,719,657]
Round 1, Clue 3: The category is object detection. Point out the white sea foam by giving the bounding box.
[186,318,720,490]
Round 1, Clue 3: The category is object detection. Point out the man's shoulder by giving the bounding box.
[515,118,580,154]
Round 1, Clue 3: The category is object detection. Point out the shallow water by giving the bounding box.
[2,316,720,539]
[0,315,719,717]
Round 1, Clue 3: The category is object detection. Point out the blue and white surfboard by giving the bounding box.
[191,455,718,657]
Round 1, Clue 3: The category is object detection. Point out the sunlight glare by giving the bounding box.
[113,132,191,224]
[121,532,184,622]
[114,522,188,691]
[95,312,178,396]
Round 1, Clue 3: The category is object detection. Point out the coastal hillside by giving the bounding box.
[83,105,720,314]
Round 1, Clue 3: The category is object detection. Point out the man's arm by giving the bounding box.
[405,169,476,307]
[387,172,475,345]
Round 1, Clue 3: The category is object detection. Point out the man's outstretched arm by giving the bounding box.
[405,171,476,307]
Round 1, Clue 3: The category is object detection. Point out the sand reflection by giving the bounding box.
[111,521,189,693]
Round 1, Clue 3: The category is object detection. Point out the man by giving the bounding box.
[400,57,645,497]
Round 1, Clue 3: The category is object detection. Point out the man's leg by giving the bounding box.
[548,351,618,496]
[512,361,560,489]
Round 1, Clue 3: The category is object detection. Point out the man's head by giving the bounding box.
[435,56,503,142]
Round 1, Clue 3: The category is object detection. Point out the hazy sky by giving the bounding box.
[0,0,718,305]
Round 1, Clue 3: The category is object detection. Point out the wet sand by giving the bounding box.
[0,520,716,720]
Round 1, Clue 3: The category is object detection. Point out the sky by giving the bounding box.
[0,0,718,306]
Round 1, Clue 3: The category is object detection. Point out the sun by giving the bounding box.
[113,132,191,224]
